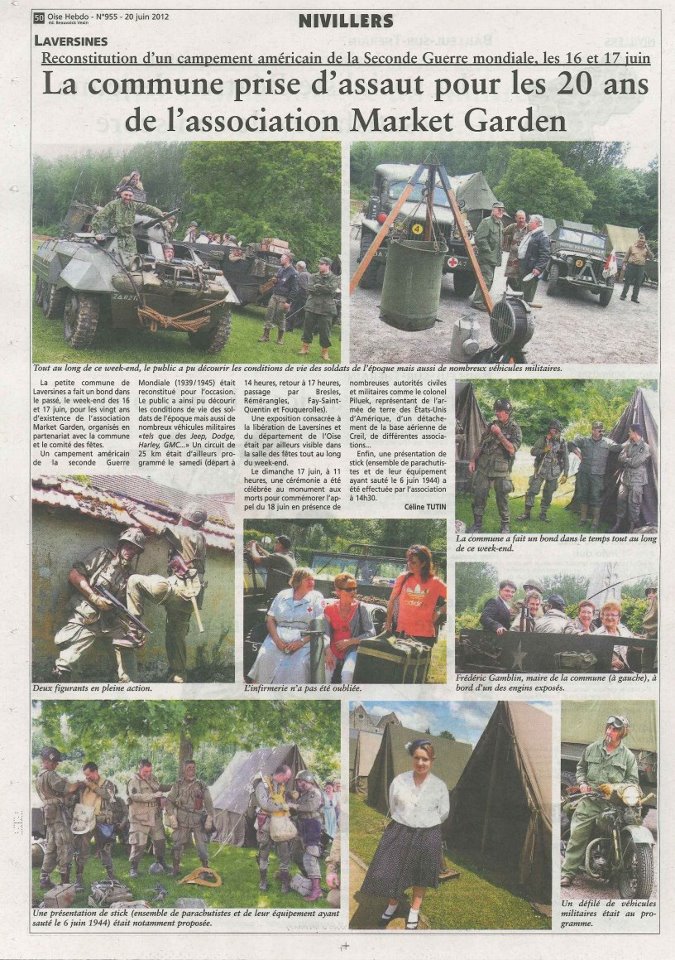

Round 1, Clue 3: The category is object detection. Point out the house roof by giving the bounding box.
[32,474,235,552]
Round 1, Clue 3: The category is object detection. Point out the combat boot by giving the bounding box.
[171,856,181,878]
[39,874,55,890]
[200,859,209,869]
[129,858,141,879]
[257,329,271,343]
[275,331,284,345]
[516,505,531,521]
[74,871,84,893]
[155,841,167,871]
[466,513,483,533]
[590,508,601,532]
[106,866,116,881]
[303,877,322,902]
[539,508,550,522]
[60,870,70,886]
[579,504,590,525]
[610,517,625,534]
[279,870,291,894]
[500,522,511,534]
[258,868,268,891]
[321,349,330,362]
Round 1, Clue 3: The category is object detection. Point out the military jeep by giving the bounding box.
[33,201,239,351]
[546,220,615,306]
[357,163,478,295]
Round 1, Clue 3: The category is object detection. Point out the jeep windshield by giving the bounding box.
[557,228,605,250]
[388,181,451,208]
[311,553,406,585]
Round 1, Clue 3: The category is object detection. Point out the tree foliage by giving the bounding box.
[455,561,498,614]
[495,148,595,221]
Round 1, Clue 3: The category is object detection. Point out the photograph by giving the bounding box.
[349,141,658,364]
[455,379,658,534]
[560,701,657,900]
[349,700,552,930]
[244,518,447,685]
[32,141,341,364]
[31,699,341,910]
[33,472,235,684]
[455,560,658,674]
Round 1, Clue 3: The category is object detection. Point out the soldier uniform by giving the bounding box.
[517,421,569,522]
[300,260,340,358]
[260,258,299,343]
[166,769,214,875]
[469,400,522,533]
[612,427,651,532]
[126,770,169,877]
[571,423,623,530]
[34,747,77,889]
[471,202,505,308]
[292,771,325,902]
[254,774,293,892]
[74,774,117,888]
[91,197,164,256]
[619,236,654,303]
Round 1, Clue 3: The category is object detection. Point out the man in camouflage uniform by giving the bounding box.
[288,769,325,902]
[165,760,215,876]
[253,765,294,894]
[34,746,83,889]
[298,257,340,362]
[611,424,652,533]
[471,201,505,310]
[73,762,118,890]
[127,759,171,878]
[517,419,569,523]
[561,715,638,887]
[570,422,623,532]
[126,502,208,683]
[259,252,299,345]
[53,527,146,682]
[468,398,522,534]
[91,187,167,258]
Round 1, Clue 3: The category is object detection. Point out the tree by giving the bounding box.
[438,730,456,741]
[455,562,498,614]
[495,148,595,221]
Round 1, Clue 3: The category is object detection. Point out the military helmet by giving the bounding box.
[545,594,566,610]
[591,420,604,430]
[607,714,630,737]
[40,746,63,762]
[181,502,208,526]
[118,527,146,552]
[493,398,512,413]
[295,769,319,787]
[548,419,563,432]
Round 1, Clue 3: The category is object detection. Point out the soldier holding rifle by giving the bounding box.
[517,420,569,524]
[467,398,522,534]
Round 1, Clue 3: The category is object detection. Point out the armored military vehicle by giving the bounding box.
[546,220,615,306]
[357,164,496,294]
[33,201,239,351]
[188,237,288,307]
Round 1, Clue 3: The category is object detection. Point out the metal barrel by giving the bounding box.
[380,239,448,331]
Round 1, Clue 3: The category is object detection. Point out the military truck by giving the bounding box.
[357,164,493,294]
[33,201,239,351]
[546,220,615,306]
[188,237,288,307]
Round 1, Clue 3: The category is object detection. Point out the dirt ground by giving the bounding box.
[348,229,658,366]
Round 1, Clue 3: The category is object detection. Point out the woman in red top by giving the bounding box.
[384,545,447,646]
[324,573,376,684]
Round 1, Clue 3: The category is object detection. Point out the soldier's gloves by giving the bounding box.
[92,595,114,611]
[204,815,213,832]
[598,783,614,798]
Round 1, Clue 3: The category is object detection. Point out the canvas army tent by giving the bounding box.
[444,702,552,903]
[210,743,306,845]
[455,382,488,493]
[602,386,659,526]
[366,724,472,815]
[605,222,640,260]
[351,730,386,795]
[452,172,498,229]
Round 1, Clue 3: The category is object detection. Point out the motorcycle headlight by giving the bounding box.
[619,784,641,806]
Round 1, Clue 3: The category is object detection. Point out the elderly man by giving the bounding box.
[611,424,652,533]
[534,594,574,633]
[502,209,528,291]
[91,188,166,258]
[619,233,654,303]
[570,421,623,531]
[259,252,299,345]
[471,201,505,310]
[298,257,340,362]
[518,214,551,303]
[561,715,638,887]
[34,746,83,890]
[468,398,522,534]
[480,580,517,635]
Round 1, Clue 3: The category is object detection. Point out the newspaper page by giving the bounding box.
[1,1,671,957]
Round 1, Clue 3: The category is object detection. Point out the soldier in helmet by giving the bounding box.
[288,770,325,902]
[570,421,623,531]
[34,746,83,890]
[126,759,171,878]
[53,527,146,682]
[611,424,652,533]
[126,502,208,682]
[468,398,522,533]
[517,419,569,523]
[165,760,215,877]
[91,188,167,258]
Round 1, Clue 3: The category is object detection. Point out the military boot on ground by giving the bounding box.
[321,349,330,362]
[106,866,116,881]
[171,856,182,878]
[303,877,322,902]
[539,508,550,523]
[275,331,284,345]
[200,859,209,869]
[579,504,590,525]
[39,874,55,890]
[516,505,531,522]
[60,870,71,886]
[257,329,271,343]
[129,859,141,879]
[279,870,291,894]
[610,517,625,534]
[590,507,602,532]
[74,871,84,893]
[466,513,483,533]
[258,868,268,891]
[500,522,511,534]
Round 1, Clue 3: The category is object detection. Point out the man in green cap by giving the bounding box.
[298,257,339,362]
[91,188,167,258]
[468,398,522,533]
[471,201,505,311]
[517,419,569,523]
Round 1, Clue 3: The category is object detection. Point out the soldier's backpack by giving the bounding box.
[87,879,134,907]
[42,883,78,908]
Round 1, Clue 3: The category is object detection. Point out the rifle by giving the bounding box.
[142,207,181,231]
[94,585,151,637]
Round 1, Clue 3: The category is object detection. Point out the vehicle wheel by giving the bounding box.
[598,281,614,307]
[63,292,100,348]
[358,231,383,289]
[453,270,476,298]
[188,306,231,354]
[43,283,67,319]
[547,262,560,296]
[618,840,654,899]
[34,278,45,306]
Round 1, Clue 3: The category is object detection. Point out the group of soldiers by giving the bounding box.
[36,749,339,905]
[35,749,215,892]
[52,502,209,684]
[466,398,652,534]
[258,252,340,361]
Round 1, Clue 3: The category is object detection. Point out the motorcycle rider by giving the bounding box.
[560,715,638,887]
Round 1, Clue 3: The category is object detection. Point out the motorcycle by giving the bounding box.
[561,783,655,899]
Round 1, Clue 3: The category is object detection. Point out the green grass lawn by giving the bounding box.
[33,839,328,909]
[428,631,447,684]
[350,794,550,930]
